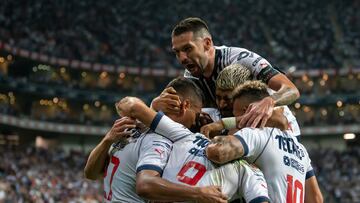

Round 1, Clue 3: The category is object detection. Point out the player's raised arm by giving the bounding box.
[84,117,136,180]
[116,97,157,128]
[116,96,192,142]
[267,73,300,106]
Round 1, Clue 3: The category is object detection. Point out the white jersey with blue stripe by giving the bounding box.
[150,112,270,203]
[234,127,314,203]
[103,130,172,202]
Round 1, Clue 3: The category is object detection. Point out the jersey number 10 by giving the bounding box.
[286,174,304,203]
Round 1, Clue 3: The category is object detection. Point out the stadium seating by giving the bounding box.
[0,0,359,70]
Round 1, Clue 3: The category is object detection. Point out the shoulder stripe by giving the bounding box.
[249,196,271,203]
[136,164,163,175]
[150,112,164,131]
[234,135,249,157]
[306,169,315,179]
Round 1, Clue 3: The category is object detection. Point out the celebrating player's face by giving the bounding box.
[215,88,234,117]
[232,97,249,117]
[172,31,208,77]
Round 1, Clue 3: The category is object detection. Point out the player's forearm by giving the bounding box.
[206,136,244,164]
[267,74,300,106]
[84,138,112,180]
[136,175,203,201]
[305,176,324,203]
[269,85,299,106]
[118,97,157,127]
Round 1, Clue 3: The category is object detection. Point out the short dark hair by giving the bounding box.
[232,81,269,102]
[166,77,204,105]
[172,17,211,38]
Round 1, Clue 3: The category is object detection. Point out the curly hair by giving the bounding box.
[216,63,252,90]
[232,80,269,101]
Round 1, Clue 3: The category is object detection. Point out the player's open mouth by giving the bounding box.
[186,64,196,72]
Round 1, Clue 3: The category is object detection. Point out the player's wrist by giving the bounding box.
[103,136,115,145]
[267,95,277,106]
[192,187,205,201]
[221,117,236,130]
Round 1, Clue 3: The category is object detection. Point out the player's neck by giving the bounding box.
[203,47,215,78]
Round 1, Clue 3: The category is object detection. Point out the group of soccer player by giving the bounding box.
[84,17,324,203]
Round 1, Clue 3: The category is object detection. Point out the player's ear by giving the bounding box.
[203,37,212,51]
[179,100,190,116]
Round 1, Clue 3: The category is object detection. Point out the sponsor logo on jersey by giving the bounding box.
[154,148,165,158]
[188,135,209,157]
[252,56,263,66]
[236,51,250,61]
[275,135,304,160]
[283,155,305,174]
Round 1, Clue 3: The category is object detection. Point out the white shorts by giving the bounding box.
[197,160,270,203]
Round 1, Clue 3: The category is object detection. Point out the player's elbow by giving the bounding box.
[136,181,154,199]
[311,193,324,203]
[294,87,300,99]
[83,167,99,180]
[206,145,228,164]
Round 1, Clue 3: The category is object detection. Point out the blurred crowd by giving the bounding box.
[0,66,359,127]
[0,0,359,70]
[0,146,358,203]
[0,147,102,203]
[310,147,360,203]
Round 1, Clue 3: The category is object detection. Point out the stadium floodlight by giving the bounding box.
[343,133,356,140]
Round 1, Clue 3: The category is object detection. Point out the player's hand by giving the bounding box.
[104,117,136,143]
[237,96,275,128]
[200,121,224,138]
[196,186,228,203]
[198,112,214,126]
[151,87,181,114]
[115,96,144,117]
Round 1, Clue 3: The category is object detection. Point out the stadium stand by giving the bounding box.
[0,0,359,70]
[0,0,359,202]
[0,147,102,203]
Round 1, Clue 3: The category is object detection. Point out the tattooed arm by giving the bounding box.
[205,135,244,164]
[268,74,300,106]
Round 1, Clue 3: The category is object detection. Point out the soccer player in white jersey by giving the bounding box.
[116,78,305,203]
[204,81,323,203]
[152,17,300,129]
[84,117,227,202]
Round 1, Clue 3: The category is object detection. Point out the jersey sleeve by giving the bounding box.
[233,128,269,160]
[229,47,280,83]
[305,157,315,180]
[281,106,301,136]
[150,112,193,142]
[136,135,173,175]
